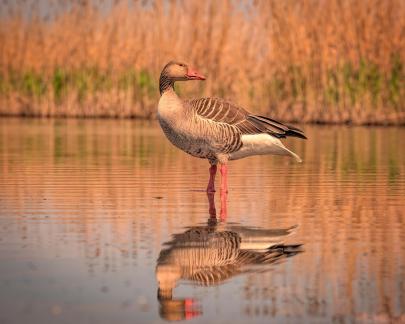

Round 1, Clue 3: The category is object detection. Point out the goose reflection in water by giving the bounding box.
[156,193,303,321]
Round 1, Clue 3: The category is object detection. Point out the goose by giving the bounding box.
[158,61,307,192]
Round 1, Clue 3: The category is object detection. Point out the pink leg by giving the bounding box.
[220,189,228,220]
[219,164,228,220]
[220,164,228,193]
[206,164,217,193]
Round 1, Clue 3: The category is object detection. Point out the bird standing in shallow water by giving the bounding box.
[157,61,307,193]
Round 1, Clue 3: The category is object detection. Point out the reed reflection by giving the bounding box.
[156,193,303,321]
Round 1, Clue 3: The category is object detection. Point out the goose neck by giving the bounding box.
[159,73,174,95]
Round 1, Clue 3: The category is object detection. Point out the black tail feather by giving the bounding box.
[285,127,307,139]
[250,115,307,140]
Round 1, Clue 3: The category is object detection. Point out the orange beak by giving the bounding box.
[186,68,206,80]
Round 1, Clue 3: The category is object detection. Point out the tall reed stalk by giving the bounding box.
[0,0,403,124]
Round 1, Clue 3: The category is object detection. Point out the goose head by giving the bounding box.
[161,61,205,81]
[159,61,205,94]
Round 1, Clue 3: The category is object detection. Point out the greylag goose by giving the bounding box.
[158,61,307,192]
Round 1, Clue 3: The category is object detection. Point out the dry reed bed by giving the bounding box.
[0,0,404,124]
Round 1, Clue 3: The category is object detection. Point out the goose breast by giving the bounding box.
[158,94,243,162]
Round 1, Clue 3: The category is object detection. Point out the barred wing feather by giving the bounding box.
[186,97,306,139]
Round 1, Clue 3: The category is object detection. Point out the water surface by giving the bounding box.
[0,118,404,323]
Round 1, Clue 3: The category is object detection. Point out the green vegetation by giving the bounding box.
[0,67,157,110]
[0,58,403,122]
[266,57,404,117]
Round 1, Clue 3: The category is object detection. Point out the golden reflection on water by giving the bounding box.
[0,118,404,323]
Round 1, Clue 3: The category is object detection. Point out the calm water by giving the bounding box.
[0,118,404,324]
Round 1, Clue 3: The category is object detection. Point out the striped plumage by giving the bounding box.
[187,97,306,140]
[156,223,301,296]
[157,61,307,192]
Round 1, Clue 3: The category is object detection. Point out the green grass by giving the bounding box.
[0,57,403,123]
[1,67,157,101]
[265,57,403,110]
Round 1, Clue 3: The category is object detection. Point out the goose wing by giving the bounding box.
[186,97,306,139]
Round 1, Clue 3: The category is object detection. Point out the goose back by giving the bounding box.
[186,97,307,139]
